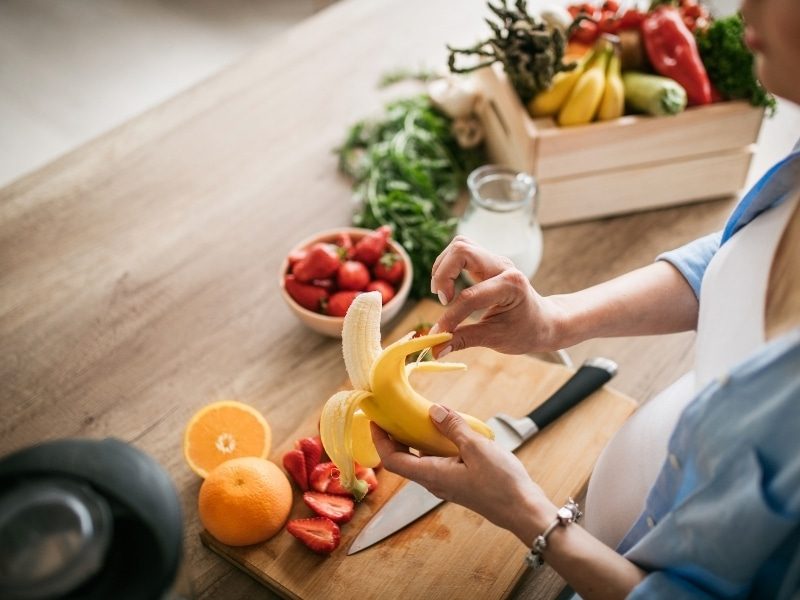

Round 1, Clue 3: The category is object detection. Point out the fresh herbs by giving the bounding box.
[337,96,484,298]
[447,0,572,104]
[695,14,776,114]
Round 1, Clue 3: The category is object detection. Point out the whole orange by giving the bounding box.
[199,457,292,546]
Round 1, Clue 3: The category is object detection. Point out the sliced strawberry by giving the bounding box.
[303,491,355,524]
[282,449,308,491]
[356,463,379,494]
[286,517,341,554]
[309,462,351,496]
[297,436,324,480]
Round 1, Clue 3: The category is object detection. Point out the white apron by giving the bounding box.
[584,192,799,549]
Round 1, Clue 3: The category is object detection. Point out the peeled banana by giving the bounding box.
[319,291,494,500]
[597,49,624,121]
[557,48,611,127]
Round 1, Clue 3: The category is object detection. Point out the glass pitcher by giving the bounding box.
[457,165,543,280]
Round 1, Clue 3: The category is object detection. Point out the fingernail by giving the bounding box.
[437,290,448,306]
[438,345,452,358]
[430,280,437,295]
[430,404,448,423]
[429,323,440,335]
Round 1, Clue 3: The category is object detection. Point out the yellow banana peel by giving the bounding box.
[597,50,625,121]
[528,51,595,118]
[319,291,494,500]
[558,48,611,127]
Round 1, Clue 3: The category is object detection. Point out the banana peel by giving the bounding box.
[319,291,494,500]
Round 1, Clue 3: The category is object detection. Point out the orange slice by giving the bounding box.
[183,400,272,478]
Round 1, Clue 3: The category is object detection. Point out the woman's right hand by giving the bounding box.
[430,236,567,356]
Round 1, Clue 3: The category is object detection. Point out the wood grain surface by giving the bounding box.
[0,0,764,598]
[202,300,636,600]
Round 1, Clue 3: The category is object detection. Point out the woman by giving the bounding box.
[371,0,800,597]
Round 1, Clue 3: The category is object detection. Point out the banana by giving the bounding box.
[527,50,594,118]
[557,48,611,127]
[597,49,624,121]
[319,291,494,500]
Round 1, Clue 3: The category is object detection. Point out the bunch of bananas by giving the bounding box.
[319,291,494,500]
[528,39,624,126]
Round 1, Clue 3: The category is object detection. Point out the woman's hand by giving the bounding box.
[429,236,567,356]
[371,404,557,546]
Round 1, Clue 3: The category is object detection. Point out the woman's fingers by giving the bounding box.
[431,237,512,304]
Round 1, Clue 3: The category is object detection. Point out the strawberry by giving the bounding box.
[337,261,370,291]
[309,462,351,495]
[302,491,355,524]
[287,248,308,270]
[297,436,324,480]
[286,517,341,554]
[293,243,342,282]
[353,225,391,266]
[325,291,361,317]
[282,449,308,490]
[373,252,405,285]
[365,280,395,305]
[336,232,355,259]
[284,275,329,313]
[356,463,379,494]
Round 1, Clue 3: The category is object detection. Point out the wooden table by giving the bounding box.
[0,0,785,598]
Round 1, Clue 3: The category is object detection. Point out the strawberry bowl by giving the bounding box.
[279,227,413,337]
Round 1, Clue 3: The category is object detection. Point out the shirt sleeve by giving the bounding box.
[627,572,719,599]
[656,231,721,298]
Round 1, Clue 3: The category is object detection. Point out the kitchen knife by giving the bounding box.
[347,357,618,555]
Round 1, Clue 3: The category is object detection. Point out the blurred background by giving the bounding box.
[0,0,789,190]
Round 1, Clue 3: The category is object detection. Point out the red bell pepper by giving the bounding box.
[641,6,712,105]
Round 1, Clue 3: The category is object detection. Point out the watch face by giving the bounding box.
[557,506,573,521]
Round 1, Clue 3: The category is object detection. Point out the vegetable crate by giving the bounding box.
[471,65,764,226]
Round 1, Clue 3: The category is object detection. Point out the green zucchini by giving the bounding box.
[622,72,687,116]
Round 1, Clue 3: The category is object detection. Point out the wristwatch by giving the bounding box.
[525,497,582,569]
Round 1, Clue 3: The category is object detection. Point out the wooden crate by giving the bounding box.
[471,65,764,226]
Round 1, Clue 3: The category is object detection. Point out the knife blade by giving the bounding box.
[347,357,617,555]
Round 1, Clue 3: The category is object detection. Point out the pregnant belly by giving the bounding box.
[583,371,696,549]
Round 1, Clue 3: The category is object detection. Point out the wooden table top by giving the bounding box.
[0,0,786,598]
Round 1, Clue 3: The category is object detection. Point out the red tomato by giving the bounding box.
[366,280,395,305]
[598,14,620,34]
[619,8,645,29]
[373,252,405,285]
[601,0,619,12]
[337,261,370,291]
[570,19,600,44]
[325,291,361,317]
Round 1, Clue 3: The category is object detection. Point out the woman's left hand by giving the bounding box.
[371,404,557,545]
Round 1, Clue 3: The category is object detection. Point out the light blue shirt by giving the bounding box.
[617,150,800,598]
[658,146,800,297]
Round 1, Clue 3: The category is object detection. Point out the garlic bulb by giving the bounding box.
[427,76,479,119]
[451,116,485,149]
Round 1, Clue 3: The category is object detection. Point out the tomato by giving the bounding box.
[601,0,619,12]
[619,8,645,30]
[366,280,395,305]
[337,261,370,291]
[570,19,600,44]
[598,14,620,34]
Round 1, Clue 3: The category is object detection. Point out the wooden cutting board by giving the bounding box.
[201,300,636,599]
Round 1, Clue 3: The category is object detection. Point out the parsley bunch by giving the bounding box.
[338,96,483,298]
[696,14,776,114]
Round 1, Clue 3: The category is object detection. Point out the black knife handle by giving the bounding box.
[527,357,618,430]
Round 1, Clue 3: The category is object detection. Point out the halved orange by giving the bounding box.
[184,400,272,478]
